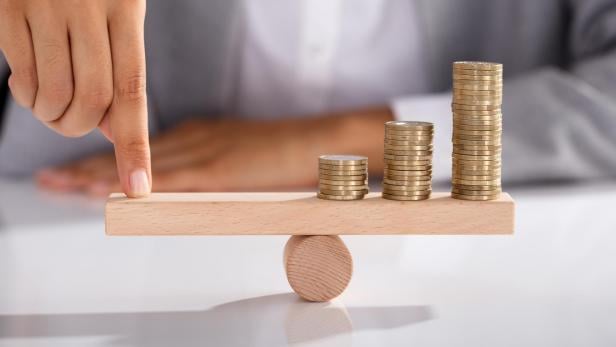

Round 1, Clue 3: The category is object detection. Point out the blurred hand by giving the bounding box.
[0,0,151,197]
[36,108,393,196]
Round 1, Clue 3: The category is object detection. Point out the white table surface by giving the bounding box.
[1,178,615,347]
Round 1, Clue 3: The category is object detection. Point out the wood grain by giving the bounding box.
[284,235,353,302]
[105,192,515,236]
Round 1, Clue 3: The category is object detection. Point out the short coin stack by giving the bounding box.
[451,61,502,201]
[318,155,369,201]
[382,121,434,201]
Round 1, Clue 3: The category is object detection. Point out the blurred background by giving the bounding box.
[1,0,615,346]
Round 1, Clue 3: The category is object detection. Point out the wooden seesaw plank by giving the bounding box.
[105,192,514,235]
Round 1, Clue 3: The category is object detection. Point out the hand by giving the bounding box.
[36,108,393,196]
[0,0,151,197]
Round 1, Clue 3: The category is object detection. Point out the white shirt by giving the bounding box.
[234,0,453,181]
[235,0,431,117]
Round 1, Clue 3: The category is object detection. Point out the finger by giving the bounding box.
[48,7,113,137]
[98,114,113,142]
[0,3,38,108]
[107,1,151,197]
[27,8,74,122]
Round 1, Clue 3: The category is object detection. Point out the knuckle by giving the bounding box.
[116,136,150,161]
[115,73,146,103]
[11,65,37,88]
[0,0,18,16]
[41,40,66,67]
[44,78,73,108]
[78,86,113,112]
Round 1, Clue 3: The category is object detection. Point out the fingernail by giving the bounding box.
[129,169,150,197]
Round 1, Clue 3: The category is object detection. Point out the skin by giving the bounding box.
[0,0,151,197]
[36,107,394,196]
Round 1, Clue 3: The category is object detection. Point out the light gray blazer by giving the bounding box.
[1,0,615,184]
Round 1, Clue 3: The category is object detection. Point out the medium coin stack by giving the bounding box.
[318,155,369,201]
[451,61,502,201]
[382,121,434,201]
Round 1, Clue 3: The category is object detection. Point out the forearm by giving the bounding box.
[298,106,394,177]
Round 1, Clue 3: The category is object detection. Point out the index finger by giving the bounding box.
[106,2,151,197]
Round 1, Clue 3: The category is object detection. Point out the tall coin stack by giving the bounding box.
[382,121,434,201]
[451,61,502,201]
[318,155,369,201]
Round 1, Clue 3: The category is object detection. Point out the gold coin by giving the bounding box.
[385,130,435,138]
[317,193,365,201]
[453,61,503,71]
[452,96,503,104]
[385,121,433,130]
[453,161,502,168]
[453,74,503,82]
[452,161,502,171]
[319,184,369,191]
[451,179,501,185]
[319,155,368,165]
[385,128,434,134]
[453,139,501,146]
[383,178,431,186]
[453,113,502,119]
[453,148,501,155]
[319,174,368,181]
[319,179,367,186]
[319,169,366,176]
[382,189,432,196]
[384,159,432,166]
[382,193,430,201]
[451,193,500,201]
[453,116,502,123]
[319,164,367,171]
[383,183,431,191]
[452,83,502,91]
[452,69,502,77]
[452,94,503,103]
[454,129,501,136]
[453,135,501,142]
[319,189,369,196]
[453,121,502,128]
[453,170,501,176]
[454,124,502,131]
[385,168,432,176]
[384,175,431,181]
[452,99,502,106]
[452,184,501,191]
[452,174,501,181]
[384,144,433,151]
[455,144,501,150]
[452,103,501,111]
[384,135,433,145]
[452,77,502,84]
[452,108,502,115]
[452,84,503,92]
[453,167,501,173]
[453,120,503,127]
[454,89,502,96]
[384,154,432,161]
[453,154,501,161]
[386,165,433,171]
[384,139,432,146]
[385,149,433,156]
[451,188,502,196]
